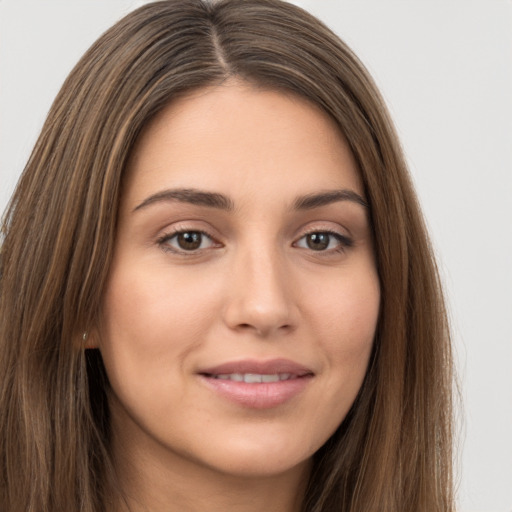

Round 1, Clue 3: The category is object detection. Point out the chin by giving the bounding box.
[193,434,316,479]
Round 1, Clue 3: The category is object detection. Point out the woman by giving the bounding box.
[0,1,454,511]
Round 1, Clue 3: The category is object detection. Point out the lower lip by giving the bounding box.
[199,375,312,409]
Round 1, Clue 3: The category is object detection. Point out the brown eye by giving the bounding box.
[159,230,216,253]
[295,231,352,252]
[306,232,330,251]
[177,232,203,250]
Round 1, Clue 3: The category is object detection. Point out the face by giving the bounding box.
[98,82,380,481]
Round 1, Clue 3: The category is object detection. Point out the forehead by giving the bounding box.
[123,82,363,208]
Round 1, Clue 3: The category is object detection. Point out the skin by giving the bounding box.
[96,81,380,512]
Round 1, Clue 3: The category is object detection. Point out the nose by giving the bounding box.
[222,245,297,337]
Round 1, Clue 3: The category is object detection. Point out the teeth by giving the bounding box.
[213,373,293,382]
[244,373,262,383]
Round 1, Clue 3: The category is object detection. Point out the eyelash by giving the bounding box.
[156,228,353,255]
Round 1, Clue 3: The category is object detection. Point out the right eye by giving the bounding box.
[158,230,217,253]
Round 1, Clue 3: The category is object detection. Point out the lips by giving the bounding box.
[210,373,295,383]
[199,358,313,377]
[198,358,314,409]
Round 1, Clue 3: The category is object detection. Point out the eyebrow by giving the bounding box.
[133,187,368,213]
[293,189,368,210]
[133,188,235,212]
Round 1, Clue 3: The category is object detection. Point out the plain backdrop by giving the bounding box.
[0,1,511,511]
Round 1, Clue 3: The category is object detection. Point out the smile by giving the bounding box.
[198,359,314,409]
[209,373,296,383]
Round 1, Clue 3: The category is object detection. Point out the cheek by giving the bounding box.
[282,269,379,456]
[97,264,209,400]
[313,265,380,350]
[306,268,379,405]
[101,260,219,352]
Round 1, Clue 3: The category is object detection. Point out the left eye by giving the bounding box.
[295,231,348,251]
[160,231,215,252]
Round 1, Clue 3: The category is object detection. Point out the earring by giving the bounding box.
[83,332,88,342]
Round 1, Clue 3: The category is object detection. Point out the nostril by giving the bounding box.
[234,321,293,336]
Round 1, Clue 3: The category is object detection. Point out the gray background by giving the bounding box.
[1,1,511,510]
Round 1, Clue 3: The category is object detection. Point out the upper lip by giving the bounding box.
[198,358,314,377]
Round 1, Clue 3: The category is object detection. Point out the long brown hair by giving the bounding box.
[0,1,454,510]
